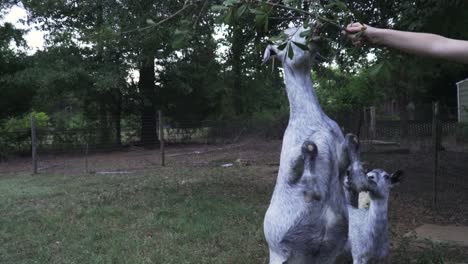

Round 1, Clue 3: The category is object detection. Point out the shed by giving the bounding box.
[457,79,468,122]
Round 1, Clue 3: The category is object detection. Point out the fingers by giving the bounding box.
[345,22,365,33]
[342,22,368,47]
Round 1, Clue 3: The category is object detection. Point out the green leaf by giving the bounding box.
[224,9,234,24]
[223,0,241,7]
[325,0,348,11]
[172,34,187,49]
[283,0,296,7]
[180,19,192,27]
[236,4,248,18]
[299,30,311,38]
[292,41,309,51]
[174,29,187,35]
[255,14,267,30]
[269,33,288,43]
[146,19,156,25]
[278,42,288,51]
[211,5,229,12]
[288,44,294,60]
[249,8,265,15]
[317,16,341,29]
[214,14,225,24]
[334,0,348,11]
[369,62,384,77]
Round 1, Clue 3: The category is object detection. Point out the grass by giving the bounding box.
[1,166,466,264]
[0,167,271,264]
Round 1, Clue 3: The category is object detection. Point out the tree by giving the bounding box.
[0,21,35,120]
[22,0,196,145]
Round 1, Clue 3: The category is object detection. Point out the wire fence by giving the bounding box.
[0,105,467,211]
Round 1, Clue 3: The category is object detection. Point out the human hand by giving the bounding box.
[343,23,380,46]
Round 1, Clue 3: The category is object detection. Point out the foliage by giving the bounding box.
[1,0,468,151]
[1,112,49,132]
[249,108,289,139]
[0,112,49,157]
[315,67,382,114]
[390,235,467,264]
[0,21,34,120]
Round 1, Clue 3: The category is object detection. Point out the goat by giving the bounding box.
[262,26,371,264]
[345,169,404,264]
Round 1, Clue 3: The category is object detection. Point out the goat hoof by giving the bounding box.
[302,141,318,158]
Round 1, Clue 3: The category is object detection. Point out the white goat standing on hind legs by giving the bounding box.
[262,25,372,264]
[345,169,404,264]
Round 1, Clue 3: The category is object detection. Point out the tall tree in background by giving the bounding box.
[2,0,467,145]
[21,0,197,145]
[0,19,35,120]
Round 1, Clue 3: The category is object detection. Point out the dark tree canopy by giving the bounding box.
[0,0,467,145]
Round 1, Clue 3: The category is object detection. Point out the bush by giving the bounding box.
[205,109,289,144]
[249,109,289,139]
[0,112,49,157]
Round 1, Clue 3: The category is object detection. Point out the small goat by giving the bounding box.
[345,169,404,264]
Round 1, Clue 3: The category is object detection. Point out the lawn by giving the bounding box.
[1,164,466,264]
[0,167,271,264]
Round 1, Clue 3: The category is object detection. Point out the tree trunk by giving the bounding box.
[96,1,111,147]
[98,99,110,146]
[356,107,363,138]
[231,25,243,115]
[139,57,158,146]
[114,92,122,146]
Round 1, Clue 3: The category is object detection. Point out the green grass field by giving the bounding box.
[0,166,465,264]
[0,167,271,264]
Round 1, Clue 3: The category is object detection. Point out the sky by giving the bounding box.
[2,3,45,54]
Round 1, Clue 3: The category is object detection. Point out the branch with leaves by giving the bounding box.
[210,0,355,61]
[212,0,349,30]
[121,2,195,34]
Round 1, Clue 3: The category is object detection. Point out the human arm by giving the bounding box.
[345,23,468,64]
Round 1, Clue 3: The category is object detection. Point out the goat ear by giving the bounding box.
[262,45,277,65]
[343,176,351,189]
[390,170,404,186]
[345,134,360,153]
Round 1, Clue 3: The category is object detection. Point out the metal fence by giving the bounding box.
[0,105,467,212]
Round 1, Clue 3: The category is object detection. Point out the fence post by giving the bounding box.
[159,110,165,167]
[85,142,89,174]
[369,106,376,139]
[31,115,38,175]
[432,102,440,209]
[363,107,368,139]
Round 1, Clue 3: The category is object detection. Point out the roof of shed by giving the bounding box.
[456,78,468,86]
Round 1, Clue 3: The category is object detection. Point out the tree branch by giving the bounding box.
[193,0,210,29]
[121,3,194,34]
[250,0,344,30]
